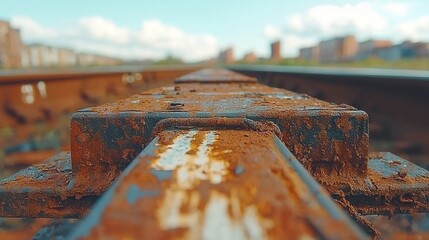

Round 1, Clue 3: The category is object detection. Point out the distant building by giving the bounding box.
[412,42,429,58]
[270,40,281,61]
[0,21,7,67]
[77,53,120,66]
[0,20,22,68]
[375,41,419,61]
[374,41,429,61]
[319,35,357,63]
[20,44,120,68]
[355,39,392,60]
[77,53,95,66]
[20,45,31,68]
[8,28,22,68]
[299,46,319,61]
[91,54,121,66]
[218,47,234,64]
[28,45,43,67]
[1,19,122,69]
[58,48,77,66]
[24,44,59,67]
[243,52,257,63]
[300,35,429,62]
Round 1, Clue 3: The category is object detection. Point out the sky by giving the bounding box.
[1,0,428,62]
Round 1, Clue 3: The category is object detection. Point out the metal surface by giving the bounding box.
[0,64,200,84]
[70,69,369,197]
[70,129,366,239]
[342,152,429,215]
[0,68,428,239]
[0,152,96,218]
[0,65,200,126]
[227,64,429,171]
[228,64,429,84]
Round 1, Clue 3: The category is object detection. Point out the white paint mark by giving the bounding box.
[175,131,228,188]
[158,189,200,230]
[37,81,47,98]
[152,130,228,189]
[202,191,270,240]
[21,84,34,104]
[203,192,244,240]
[152,130,197,171]
[134,73,143,81]
[158,190,270,240]
[243,206,267,240]
[154,130,270,239]
[122,73,136,84]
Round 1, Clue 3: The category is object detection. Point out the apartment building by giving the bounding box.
[355,40,392,60]
[243,52,257,63]
[319,35,357,63]
[58,48,78,66]
[375,41,429,61]
[0,20,22,68]
[1,20,121,69]
[299,46,320,62]
[270,40,281,61]
[218,47,234,64]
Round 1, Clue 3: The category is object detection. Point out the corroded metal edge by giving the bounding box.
[323,152,429,216]
[69,130,367,239]
[0,152,98,218]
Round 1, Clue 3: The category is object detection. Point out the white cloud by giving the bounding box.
[263,25,319,56]
[137,20,218,60]
[76,16,131,45]
[285,3,387,38]
[397,16,429,41]
[11,16,58,40]
[10,16,219,61]
[263,2,404,56]
[264,25,282,39]
[382,3,408,16]
[281,34,317,56]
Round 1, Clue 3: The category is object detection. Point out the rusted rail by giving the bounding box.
[70,129,366,239]
[0,65,201,167]
[228,65,429,168]
[0,65,201,125]
[0,68,428,239]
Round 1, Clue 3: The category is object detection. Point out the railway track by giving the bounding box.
[0,65,201,170]
[0,65,201,126]
[0,68,428,239]
[229,65,429,170]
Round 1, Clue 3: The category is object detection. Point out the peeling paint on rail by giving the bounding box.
[152,130,228,188]
[69,129,367,240]
[153,130,266,239]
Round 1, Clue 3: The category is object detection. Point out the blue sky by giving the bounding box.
[1,1,428,61]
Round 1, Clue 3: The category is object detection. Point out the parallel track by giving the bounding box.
[229,65,429,168]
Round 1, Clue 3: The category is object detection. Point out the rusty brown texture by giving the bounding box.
[0,152,96,218]
[0,66,199,126]
[0,218,52,240]
[71,129,366,240]
[0,68,428,240]
[73,77,367,188]
[235,67,429,172]
[325,152,429,216]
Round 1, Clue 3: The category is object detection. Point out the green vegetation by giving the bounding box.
[153,54,184,65]
[241,57,429,70]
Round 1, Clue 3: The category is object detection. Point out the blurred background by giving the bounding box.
[0,0,428,239]
[1,1,429,68]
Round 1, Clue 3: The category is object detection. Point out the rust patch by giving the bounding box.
[71,130,365,239]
